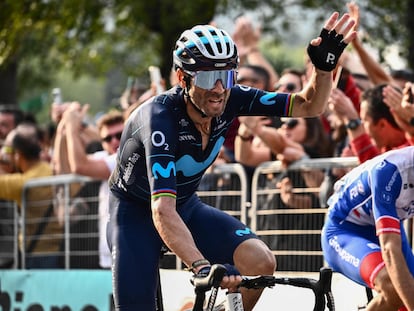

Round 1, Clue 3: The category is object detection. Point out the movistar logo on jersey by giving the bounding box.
[152,162,176,179]
[176,137,224,176]
[259,93,277,106]
[235,227,252,236]
[151,137,224,179]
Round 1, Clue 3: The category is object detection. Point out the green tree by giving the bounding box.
[222,0,413,69]
[1,0,413,111]
[0,0,217,108]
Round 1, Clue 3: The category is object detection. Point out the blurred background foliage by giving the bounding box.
[0,0,412,122]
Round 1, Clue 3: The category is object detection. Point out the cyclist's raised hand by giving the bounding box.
[307,12,357,72]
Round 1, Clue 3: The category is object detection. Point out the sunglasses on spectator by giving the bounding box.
[284,118,299,129]
[275,82,297,92]
[186,70,236,90]
[101,131,123,143]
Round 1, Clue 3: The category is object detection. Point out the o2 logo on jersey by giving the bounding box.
[152,161,176,180]
[152,130,169,151]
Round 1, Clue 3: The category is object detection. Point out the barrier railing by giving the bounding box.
[8,156,413,271]
[197,163,249,223]
[21,174,96,269]
[250,157,359,271]
[0,200,18,268]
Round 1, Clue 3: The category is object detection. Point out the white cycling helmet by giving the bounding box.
[173,25,238,72]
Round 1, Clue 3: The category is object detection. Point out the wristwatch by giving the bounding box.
[346,118,362,130]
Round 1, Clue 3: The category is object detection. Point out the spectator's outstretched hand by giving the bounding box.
[232,16,261,58]
[328,88,359,122]
[307,12,357,72]
[61,102,90,129]
[383,83,414,136]
[238,116,271,136]
[346,1,360,33]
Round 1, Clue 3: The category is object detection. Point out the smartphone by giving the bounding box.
[148,66,164,95]
[52,88,62,105]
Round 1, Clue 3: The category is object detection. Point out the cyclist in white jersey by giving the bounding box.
[322,146,414,311]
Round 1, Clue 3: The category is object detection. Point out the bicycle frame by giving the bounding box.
[190,265,335,311]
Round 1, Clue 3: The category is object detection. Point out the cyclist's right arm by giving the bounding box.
[379,233,414,310]
[151,195,205,270]
[152,196,241,291]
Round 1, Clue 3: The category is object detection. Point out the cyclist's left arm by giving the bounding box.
[291,69,333,117]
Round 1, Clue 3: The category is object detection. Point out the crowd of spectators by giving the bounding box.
[1,1,414,272]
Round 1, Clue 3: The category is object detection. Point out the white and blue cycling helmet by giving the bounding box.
[173,25,239,72]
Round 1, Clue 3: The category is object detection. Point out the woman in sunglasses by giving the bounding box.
[108,14,356,311]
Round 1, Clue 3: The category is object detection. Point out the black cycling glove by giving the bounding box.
[195,264,240,277]
[307,28,348,72]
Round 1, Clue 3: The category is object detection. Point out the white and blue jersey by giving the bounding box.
[107,85,294,311]
[322,146,414,288]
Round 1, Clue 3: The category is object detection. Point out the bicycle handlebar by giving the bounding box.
[240,267,334,311]
[191,264,227,311]
[191,265,335,311]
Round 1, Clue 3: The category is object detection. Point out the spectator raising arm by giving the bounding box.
[346,2,394,86]
[232,16,279,90]
[383,82,414,144]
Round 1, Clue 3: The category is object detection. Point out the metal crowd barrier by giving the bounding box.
[21,174,97,269]
[8,157,413,272]
[0,200,18,268]
[250,157,360,272]
[16,165,249,270]
[197,163,249,223]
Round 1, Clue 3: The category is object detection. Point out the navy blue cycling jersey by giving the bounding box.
[109,85,293,205]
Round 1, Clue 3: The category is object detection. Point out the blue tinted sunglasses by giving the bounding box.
[187,70,236,90]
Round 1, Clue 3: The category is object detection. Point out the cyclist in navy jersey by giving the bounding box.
[322,147,414,311]
[108,12,356,311]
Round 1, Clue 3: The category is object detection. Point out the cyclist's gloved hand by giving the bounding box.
[195,264,240,277]
[307,28,348,72]
[223,264,240,276]
[195,266,211,278]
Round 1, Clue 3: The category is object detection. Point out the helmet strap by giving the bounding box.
[183,75,207,118]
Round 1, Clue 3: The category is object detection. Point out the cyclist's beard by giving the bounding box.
[185,93,208,118]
